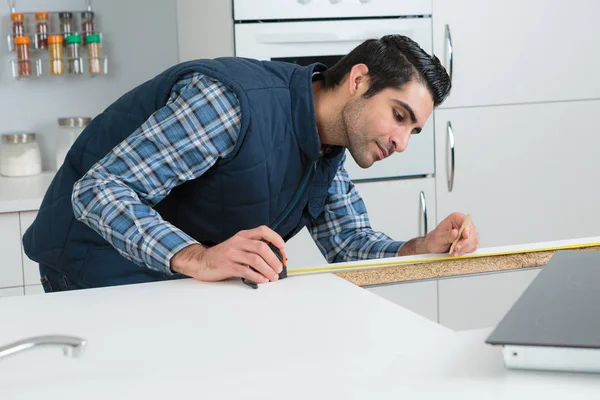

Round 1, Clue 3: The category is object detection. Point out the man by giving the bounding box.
[23,35,479,292]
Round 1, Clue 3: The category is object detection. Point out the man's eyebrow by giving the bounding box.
[392,99,417,124]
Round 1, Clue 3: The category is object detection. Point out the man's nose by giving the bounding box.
[392,130,411,153]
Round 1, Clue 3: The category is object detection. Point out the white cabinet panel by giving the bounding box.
[366,280,437,323]
[0,213,23,288]
[435,101,600,248]
[433,0,600,108]
[286,177,436,270]
[233,0,431,21]
[19,211,40,286]
[25,285,45,295]
[0,287,23,298]
[357,177,436,241]
[438,269,540,331]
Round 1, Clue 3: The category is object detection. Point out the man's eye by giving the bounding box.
[394,109,404,122]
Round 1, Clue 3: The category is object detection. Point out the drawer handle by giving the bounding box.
[447,121,455,192]
[445,24,453,82]
[420,191,428,236]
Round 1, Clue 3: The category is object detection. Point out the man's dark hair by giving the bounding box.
[321,35,451,106]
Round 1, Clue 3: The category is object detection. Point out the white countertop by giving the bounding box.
[0,274,597,399]
[0,172,55,213]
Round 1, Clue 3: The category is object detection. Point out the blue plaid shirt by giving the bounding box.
[72,73,404,274]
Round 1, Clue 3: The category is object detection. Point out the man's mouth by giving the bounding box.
[376,144,388,160]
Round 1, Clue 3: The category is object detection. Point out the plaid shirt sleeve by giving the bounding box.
[307,153,405,263]
[72,73,241,274]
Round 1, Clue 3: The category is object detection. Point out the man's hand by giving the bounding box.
[399,212,479,257]
[170,226,286,284]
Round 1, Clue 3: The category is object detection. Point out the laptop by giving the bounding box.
[486,250,600,373]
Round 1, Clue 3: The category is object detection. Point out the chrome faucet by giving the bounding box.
[0,335,86,360]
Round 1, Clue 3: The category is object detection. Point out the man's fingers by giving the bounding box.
[249,240,283,274]
[239,225,285,249]
[233,264,269,284]
[234,247,279,282]
[449,228,459,243]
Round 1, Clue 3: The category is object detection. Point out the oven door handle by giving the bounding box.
[256,31,402,44]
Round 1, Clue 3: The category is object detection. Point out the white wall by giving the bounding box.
[0,0,179,171]
[177,0,234,61]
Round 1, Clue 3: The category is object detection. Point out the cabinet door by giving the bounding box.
[438,269,540,331]
[433,0,600,108]
[25,285,45,295]
[285,178,436,270]
[435,101,600,248]
[366,280,438,323]
[0,213,24,288]
[20,211,40,286]
[0,287,24,298]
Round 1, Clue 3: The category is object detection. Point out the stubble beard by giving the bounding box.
[341,98,373,169]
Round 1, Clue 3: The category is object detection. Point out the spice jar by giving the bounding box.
[86,34,102,74]
[56,117,91,168]
[0,133,42,177]
[66,34,82,74]
[10,12,24,39]
[14,36,32,78]
[10,12,24,50]
[48,35,64,75]
[59,12,73,45]
[35,12,49,50]
[81,11,95,46]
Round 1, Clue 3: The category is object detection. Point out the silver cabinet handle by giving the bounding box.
[445,24,453,82]
[0,335,86,360]
[447,121,455,192]
[419,191,428,236]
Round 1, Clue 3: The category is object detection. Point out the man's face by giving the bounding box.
[341,80,434,168]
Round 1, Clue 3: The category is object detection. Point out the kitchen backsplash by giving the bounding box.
[0,0,179,171]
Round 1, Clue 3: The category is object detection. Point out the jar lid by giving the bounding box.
[86,34,101,44]
[59,11,73,19]
[2,133,36,145]
[81,11,95,19]
[48,35,64,44]
[10,13,24,22]
[35,12,49,20]
[14,36,30,45]
[58,117,92,127]
[66,34,81,44]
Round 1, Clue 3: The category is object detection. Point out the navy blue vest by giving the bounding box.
[22,58,345,288]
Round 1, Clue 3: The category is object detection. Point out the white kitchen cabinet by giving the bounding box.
[434,101,600,248]
[438,268,540,331]
[433,0,600,108]
[0,213,24,288]
[366,280,438,323]
[24,285,45,295]
[286,177,436,270]
[19,211,40,286]
[0,287,23,298]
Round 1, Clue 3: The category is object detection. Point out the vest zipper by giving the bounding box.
[271,161,318,232]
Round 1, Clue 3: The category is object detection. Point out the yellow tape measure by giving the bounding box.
[287,241,600,276]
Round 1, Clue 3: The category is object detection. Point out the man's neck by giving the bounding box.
[312,80,346,149]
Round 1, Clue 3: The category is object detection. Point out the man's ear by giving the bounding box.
[347,63,370,96]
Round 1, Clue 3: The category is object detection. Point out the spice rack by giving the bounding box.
[5,1,108,80]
